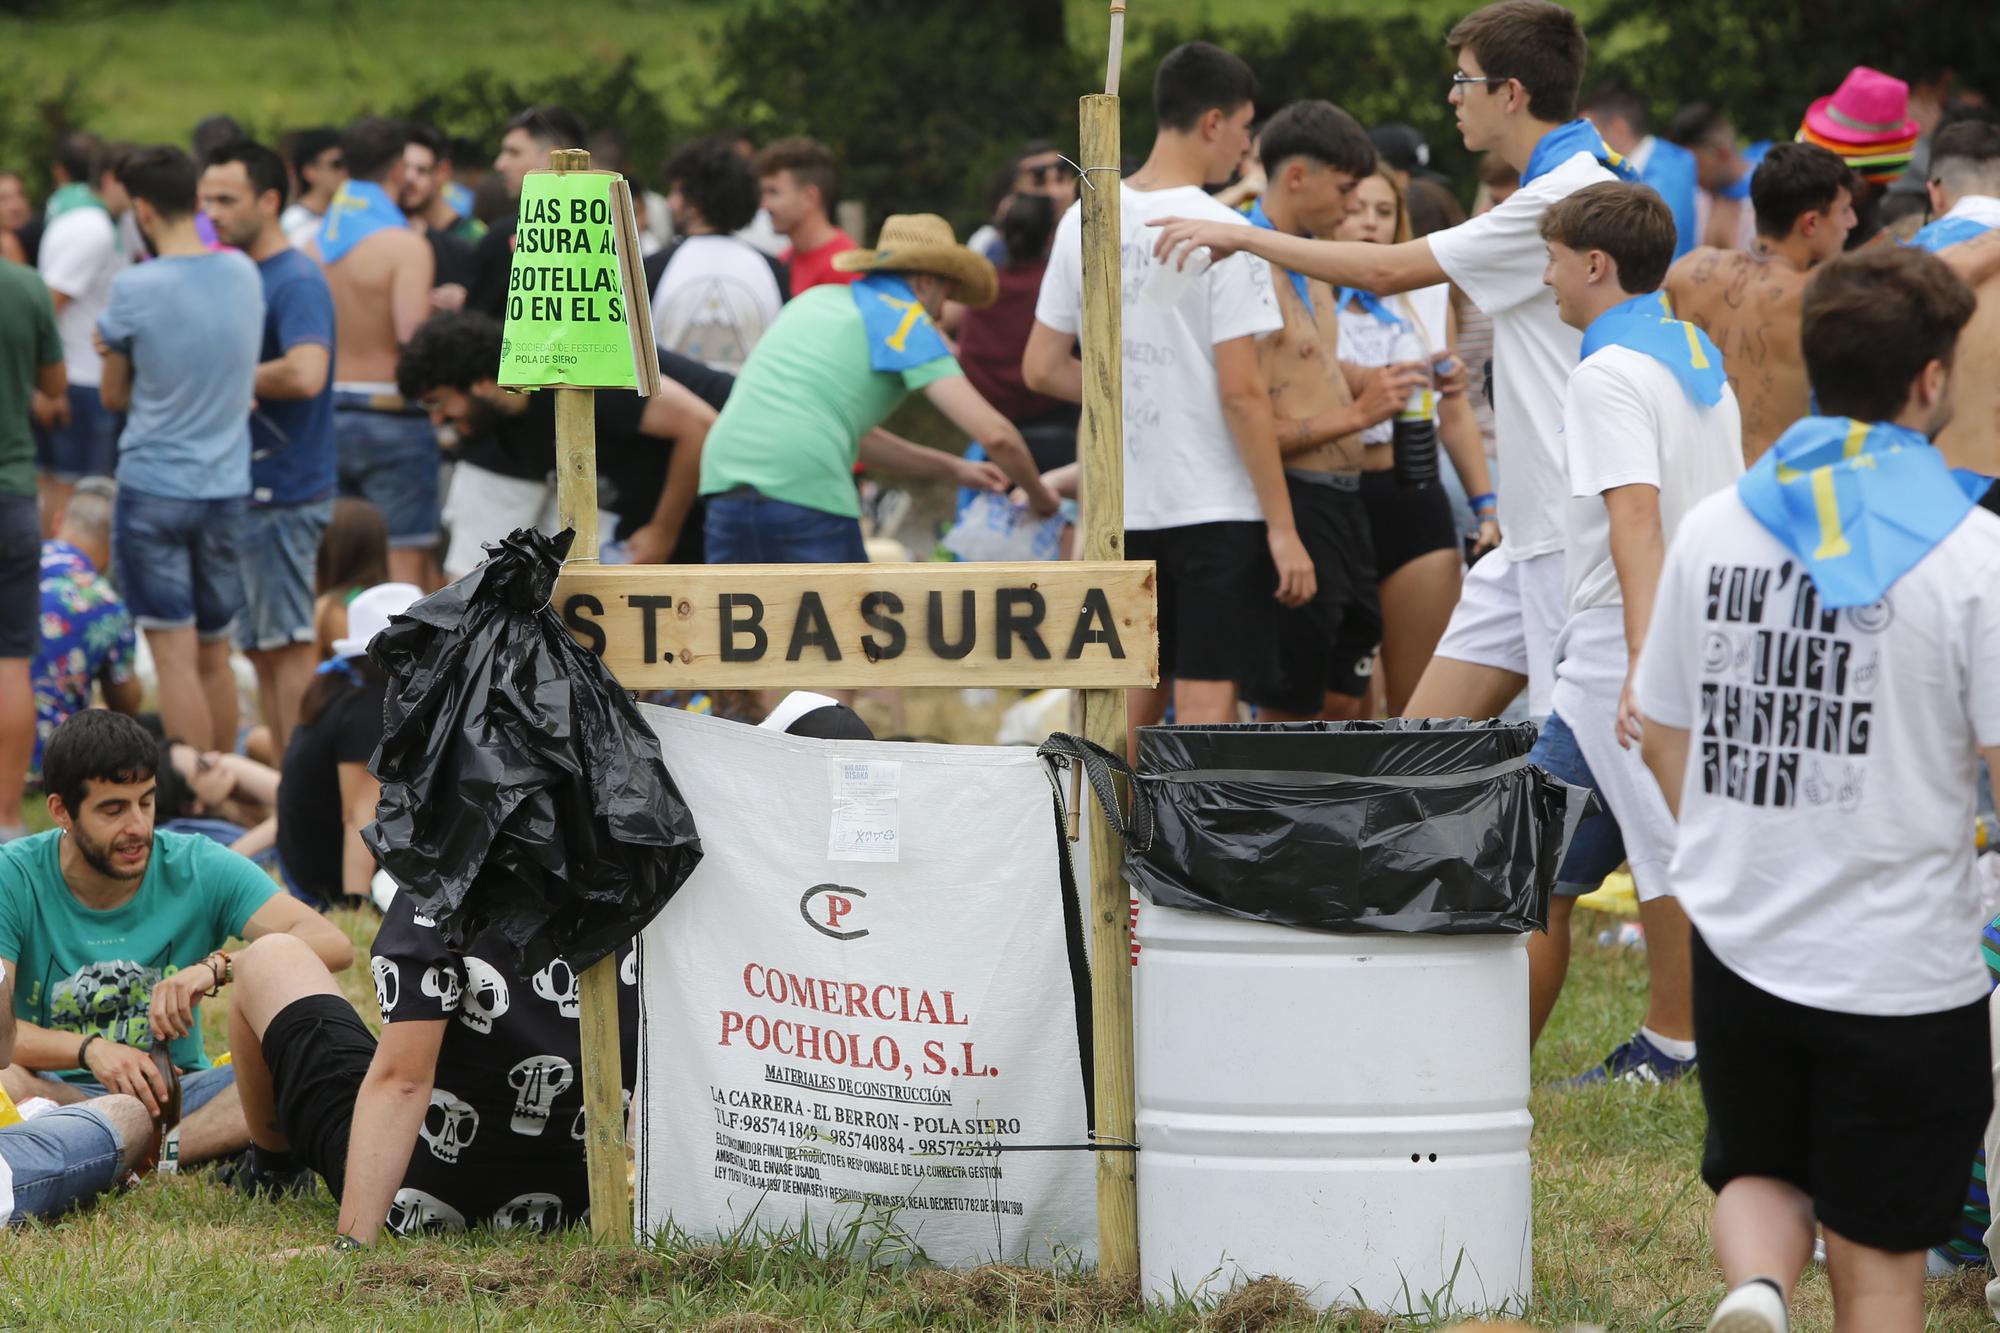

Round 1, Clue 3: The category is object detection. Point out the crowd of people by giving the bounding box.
[2,1,2000,1327]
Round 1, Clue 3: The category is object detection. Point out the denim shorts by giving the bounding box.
[39,1063,238,1118]
[31,384,120,483]
[238,499,331,652]
[334,399,438,549]
[0,1104,125,1223]
[0,490,39,659]
[1527,710,1627,896]
[703,493,867,564]
[113,488,246,638]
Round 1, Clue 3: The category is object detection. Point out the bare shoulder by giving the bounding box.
[1670,246,1748,287]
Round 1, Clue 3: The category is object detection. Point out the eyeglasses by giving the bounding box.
[1450,73,1509,92]
[1020,162,1066,186]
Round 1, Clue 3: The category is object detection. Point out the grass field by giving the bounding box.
[0,0,1601,149]
[2,893,1995,1331]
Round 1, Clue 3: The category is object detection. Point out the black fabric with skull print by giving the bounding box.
[370,890,638,1233]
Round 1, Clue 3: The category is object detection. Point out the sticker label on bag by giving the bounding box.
[828,758,900,862]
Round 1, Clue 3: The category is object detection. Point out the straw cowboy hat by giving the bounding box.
[834,213,998,307]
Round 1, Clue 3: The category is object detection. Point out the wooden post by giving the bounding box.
[546,144,630,1243]
[1078,88,1137,1282]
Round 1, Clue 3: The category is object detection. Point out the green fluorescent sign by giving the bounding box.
[498,171,639,389]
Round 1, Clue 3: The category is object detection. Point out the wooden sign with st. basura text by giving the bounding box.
[553,562,1159,689]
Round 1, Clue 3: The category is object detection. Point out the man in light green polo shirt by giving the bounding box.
[698,212,1059,562]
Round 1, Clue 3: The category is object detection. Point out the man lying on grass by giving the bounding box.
[0,709,354,1169]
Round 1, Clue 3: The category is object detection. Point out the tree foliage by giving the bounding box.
[394,53,679,185]
[710,0,1088,235]
[1589,0,2000,143]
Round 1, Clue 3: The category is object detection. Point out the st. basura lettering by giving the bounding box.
[559,585,1126,665]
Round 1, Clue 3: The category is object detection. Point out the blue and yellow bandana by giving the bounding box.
[317,180,410,264]
[1521,119,1639,187]
[1580,291,1727,407]
[1738,415,1992,608]
[851,273,950,373]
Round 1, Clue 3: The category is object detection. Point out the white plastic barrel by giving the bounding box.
[1134,898,1531,1317]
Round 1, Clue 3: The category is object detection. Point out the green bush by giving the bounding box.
[395,52,680,187]
[711,0,1086,236]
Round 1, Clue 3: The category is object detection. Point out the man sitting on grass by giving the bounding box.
[0,710,354,1167]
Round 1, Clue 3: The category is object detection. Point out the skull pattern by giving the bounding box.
[531,959,580,1017]
[371,956,400,1015]
[420,964,463,1012]
[387,1186,467,1235]
[419,1088,479,1164]
[459,956,510,1034]
[507,1054,575,1136]
[491,1191,565,1232]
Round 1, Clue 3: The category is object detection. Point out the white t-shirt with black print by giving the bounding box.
[369,892,638,1234]
[1636,490,2000,1016]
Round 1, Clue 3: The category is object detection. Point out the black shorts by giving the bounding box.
[0,491,39,659]
[1242,474,1380,712]
[1126,521,1272,686]
[1691,930,1992,1252]
[264,994,378,1201]
[1358,470,1459,579]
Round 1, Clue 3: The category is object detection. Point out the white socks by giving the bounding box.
[1707,1276,1788,1333]
[1642,1025,1697,1061]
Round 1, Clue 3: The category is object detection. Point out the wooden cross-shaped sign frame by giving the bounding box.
[533,81,1145,1278]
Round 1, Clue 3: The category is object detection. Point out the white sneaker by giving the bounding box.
[1707,1280,1788,1333]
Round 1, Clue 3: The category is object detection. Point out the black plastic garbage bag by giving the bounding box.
[1126,719,1590,935]
[362,527,702,969]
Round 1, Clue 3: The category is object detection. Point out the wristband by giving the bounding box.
[1467,491,1497,515]
[203,959,223,997]
[77,1034,99,1069]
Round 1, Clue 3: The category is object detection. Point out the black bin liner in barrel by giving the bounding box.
[1126,719,1590,935]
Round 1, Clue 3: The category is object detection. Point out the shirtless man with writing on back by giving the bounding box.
[1664,142,1853,464]
[308,117,437,588]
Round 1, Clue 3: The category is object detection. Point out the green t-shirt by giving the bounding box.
[697,282,962,518]
[0,829,279,1077]
[0,260,63,499]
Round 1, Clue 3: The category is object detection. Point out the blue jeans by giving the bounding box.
[36,1063,238,1117]
[113,487,246,637]
[334,399,438,548]
[704,493,867,564]
[2,1104,126,1222]
[1528,711,1627,895]
[32,384,120,482]
[237,499,332,651]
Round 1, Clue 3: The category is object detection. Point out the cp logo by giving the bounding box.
[800,884,869,941]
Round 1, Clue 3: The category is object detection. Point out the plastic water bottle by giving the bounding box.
[1390,327,1439,489]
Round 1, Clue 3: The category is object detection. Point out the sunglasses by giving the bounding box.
[1020,162,1067,185]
